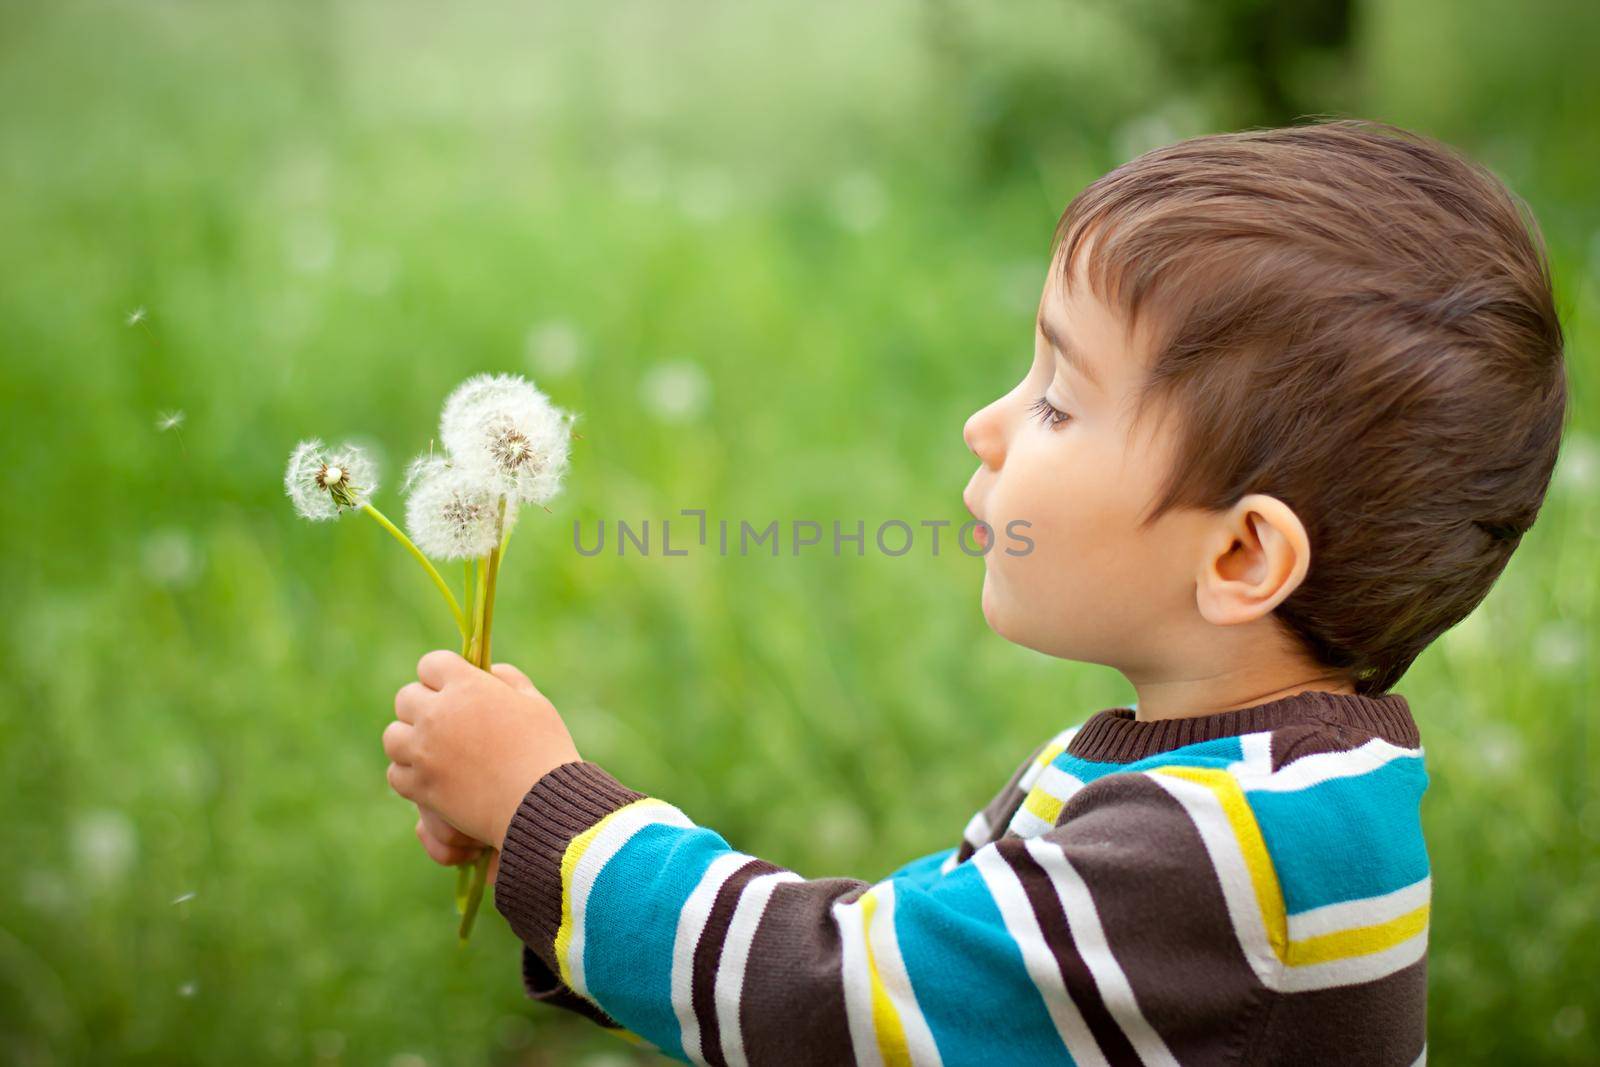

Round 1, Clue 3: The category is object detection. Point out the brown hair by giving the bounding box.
[1055,120,1567,694]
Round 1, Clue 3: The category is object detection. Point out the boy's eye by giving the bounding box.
[1030,395,1072,429]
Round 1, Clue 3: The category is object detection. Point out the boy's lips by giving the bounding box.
[963,492,990,547]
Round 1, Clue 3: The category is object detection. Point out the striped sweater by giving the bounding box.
[493,689,1430,1066]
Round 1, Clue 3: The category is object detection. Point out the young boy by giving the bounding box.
[382,121,1566,1065]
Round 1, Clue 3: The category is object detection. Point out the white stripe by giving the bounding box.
[1023,838,1180,1067]
[1036,764,1087,804]
[1007,807,1056,840]
[671,852,757,1065]
[939,851,960,875]
[833,890,888,1067]
[1411,1045,1427,1066]
[1286,876,1431,941]
[866,883,944,1066]
[1143,772,1279,985]
[1236,738,1421,793]
[566,801,695,997]
[1274,927,1429,992]
[1237,731,1274,776]
[716,871,803,1067]
[1019,727,1081,790]
[971,846,1108,1067]
[962,810,992,847]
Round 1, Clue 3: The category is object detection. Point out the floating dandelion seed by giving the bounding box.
[403,456,516,560]
[127,306,147,326]
[439,373,572,506]
[284,439,378,520]
[172,891,197,905]
[156,410,185,432]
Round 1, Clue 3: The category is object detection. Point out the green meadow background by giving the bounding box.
[2,1,1595,1063]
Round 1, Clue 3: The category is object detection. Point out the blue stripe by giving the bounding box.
[889,846,957,887]
[1247,756,1430,913]
[892,863,1077,1067]
[582,822,733,1059]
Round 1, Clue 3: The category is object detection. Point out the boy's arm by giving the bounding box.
[494,760,1257,1066]
[488,733,1038,1023]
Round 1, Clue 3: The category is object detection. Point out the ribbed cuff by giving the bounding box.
[519,944,624,1028]
[493,760,645,952]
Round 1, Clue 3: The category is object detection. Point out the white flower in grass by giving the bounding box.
[439,373,573,506]
[284,438,378,520]
[403,456,516,560]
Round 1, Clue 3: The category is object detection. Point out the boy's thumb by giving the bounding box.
[490,663,539,696]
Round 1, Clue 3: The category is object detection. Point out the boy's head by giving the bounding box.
[964,121,1566,697]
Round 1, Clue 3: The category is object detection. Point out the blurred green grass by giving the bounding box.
[0,1,1595,1064]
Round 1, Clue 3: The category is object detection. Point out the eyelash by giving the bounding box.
[1030,396,1072,429]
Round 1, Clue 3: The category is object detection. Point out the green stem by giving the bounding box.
[457,849,492,943]
[473,498,508,670]
[459,497,510,943]
[361,504,468,638]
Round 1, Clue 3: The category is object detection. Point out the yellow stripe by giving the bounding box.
[1036,741,1067,769]
[1287,903,1431,966]
[552,797,674,990]
[1022,787,1066,825]
[860,890,912,1067]
[1155,767,1288,963]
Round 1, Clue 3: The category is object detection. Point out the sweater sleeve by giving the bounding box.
[493,760,1265,1066]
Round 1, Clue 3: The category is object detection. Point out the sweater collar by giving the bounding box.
[1066,689,1419,764]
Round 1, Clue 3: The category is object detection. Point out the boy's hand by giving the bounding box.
[414,804,502,885]
[383,650,581,850]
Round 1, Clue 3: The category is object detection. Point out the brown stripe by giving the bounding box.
[689,859,783,1067]
[1267,722,1389,772]
[1245,956,1428,1065]
[738,878,865,1065]
[1004,842,1142,1067]
[1059,773,1270,1062]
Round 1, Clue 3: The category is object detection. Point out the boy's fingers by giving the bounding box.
[418,804,480,848]
[382,720,415,765]
[490,662,539,697]
[386,761,418,800]
[417,649,471,691]
[414,820,478,866]
[394,682,429,725]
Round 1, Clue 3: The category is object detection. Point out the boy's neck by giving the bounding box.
[1125,658,1355,723]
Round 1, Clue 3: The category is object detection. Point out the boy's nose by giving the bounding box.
[963,401,1006,469]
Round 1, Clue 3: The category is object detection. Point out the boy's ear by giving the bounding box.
[1195,494,1311,627]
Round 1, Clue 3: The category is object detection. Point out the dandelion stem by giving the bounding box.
[457,848,492,943]
[361,505,469,638]
[474,498,508,670]
[460,496,509,943]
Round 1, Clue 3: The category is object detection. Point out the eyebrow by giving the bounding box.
[1036,310,1100,388]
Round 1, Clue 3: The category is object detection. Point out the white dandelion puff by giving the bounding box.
[438,374,573,506]
[284,438,379,520]
[403,456,516,560]
[155,410,185,432]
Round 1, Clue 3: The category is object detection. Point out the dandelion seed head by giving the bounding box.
[156,409,185,432]
[439,374,572,506]
[403,455,516,559]
[284,438,378,520]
